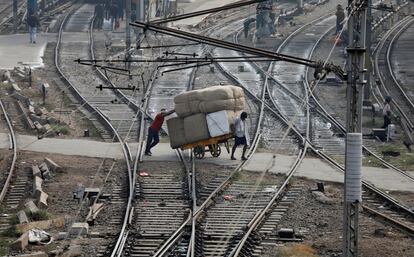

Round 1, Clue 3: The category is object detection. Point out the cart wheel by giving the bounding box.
[193,146,205,159]
[209,144,221,157]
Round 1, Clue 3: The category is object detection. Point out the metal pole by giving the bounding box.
[126,0,131,68]
[343,0,368,256]
[13,0,18,33]
[364,0,372,103]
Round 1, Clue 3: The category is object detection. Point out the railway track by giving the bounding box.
[55,4,137,255]
[0,99,20,234]
[374,15,414,134]
[295,10,414,238]
[212,4,414,249]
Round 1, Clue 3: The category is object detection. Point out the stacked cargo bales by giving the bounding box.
[167,85,245,149]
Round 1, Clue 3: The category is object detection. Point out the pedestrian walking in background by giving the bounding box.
[335,4,345,35]
[27,13,40,44]
[109,1,118,30]
[94,3,104,29]
[382,96,392,129]
[231,112,250,161]
[145,109,175,156]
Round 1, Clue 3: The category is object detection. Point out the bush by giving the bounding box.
[0,238,10,256]
[25,209,50,221]
[277,244,318,257]
[58,125,70,135]
[8,215,19,225]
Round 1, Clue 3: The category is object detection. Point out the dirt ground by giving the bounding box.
[260,178,414,257]
[1,151,126,256]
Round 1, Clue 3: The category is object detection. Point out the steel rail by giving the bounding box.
[296,8,414,217]
[220,10,414,239]
[230,148,306,257]
[54,7,135,257]
[226,14,319,253]
[386,16,414,126]
[0,100,17,203]
[374,15,414,130]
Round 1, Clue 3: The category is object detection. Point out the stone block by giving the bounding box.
[33,176,43,198]
[16,217,65,233]
[32,165,41,178]
[28,105,35,114]
[15,252,48,257]
[33,121,45,133]
[37,191,48,209]
[38,162,51,179]
[57,231,68,240]
[83,188,100,199]
[10,231,29,251]
[17,210,29,224]
[68,222,89,236]
[12,83,21,92]
[89,231,102,238]
[44,157,62,172]
[24,200,39,214]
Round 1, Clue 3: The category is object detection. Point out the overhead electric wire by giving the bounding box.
[131,20,316,66]
[150,0,270,24]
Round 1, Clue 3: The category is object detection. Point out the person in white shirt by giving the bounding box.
[382,96,392,129]
[231,112,250,161]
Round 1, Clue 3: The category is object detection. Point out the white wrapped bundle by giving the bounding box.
[167,117,187,149]
[184,113,210,143]
[206,110,239,137]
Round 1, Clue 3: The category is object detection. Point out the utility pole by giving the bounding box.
[13,0,18,33]
[364,0,372,103]
[126,0,132,69]
[343,0,367,256]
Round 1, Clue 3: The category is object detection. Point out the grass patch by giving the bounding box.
[363,155,386,168]
[364,142,414,170]
[0,238,10,256]
[25,209,50,221]
[51,124,70,135]
[8,215,19,225]
[276,244,318,257]
[1,225,20,238]
[362,117,380,128]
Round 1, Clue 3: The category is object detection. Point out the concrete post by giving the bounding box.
[13,0,18,33]
[343,0,368,256]
[126,0,131,69]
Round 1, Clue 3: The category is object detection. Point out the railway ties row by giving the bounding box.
[121,163,191,257]
[196,182,303,257]
[57,4,139,142]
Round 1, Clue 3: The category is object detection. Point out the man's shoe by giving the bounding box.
[33,41,36,44]
[145,152,152,156]
[241,156,247,161]
[231,156,236,160]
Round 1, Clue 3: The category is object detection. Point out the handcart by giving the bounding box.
[180,133,234,159]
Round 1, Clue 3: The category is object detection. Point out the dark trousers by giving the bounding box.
[145,128,159,153]
[382,115,391,129]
